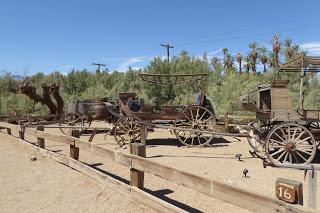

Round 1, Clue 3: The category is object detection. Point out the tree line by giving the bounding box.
[0,34,319,117]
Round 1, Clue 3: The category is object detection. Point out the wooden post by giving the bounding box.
[70,130,80,160]
[130,143,146,189]
[224,112,229,133]
[308,170,317,209]
[36,125,45,148]
[18,121,25,140]
[140,124,147,145]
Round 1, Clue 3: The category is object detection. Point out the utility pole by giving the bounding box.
[91,63,107,72]
[161,43,174,62]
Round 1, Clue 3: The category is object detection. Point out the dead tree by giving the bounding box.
[50,83,64,117]
[20,82,64,115]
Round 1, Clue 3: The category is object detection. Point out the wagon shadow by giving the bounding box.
[146,137,231,147]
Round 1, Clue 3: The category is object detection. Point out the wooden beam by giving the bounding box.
[36,125,45,148]
[18,121,25,140]
[130,143,146,189]
[70,130,80,160]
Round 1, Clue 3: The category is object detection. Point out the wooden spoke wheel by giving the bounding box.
[82,115,92,131]
[307,121,320,148]
[174,106,216,147]
[247,121,274,155]
[113,117,142,147]
[265,123,317,164]
[59,112,84,135]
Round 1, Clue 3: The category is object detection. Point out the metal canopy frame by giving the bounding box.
[139,73,208,84]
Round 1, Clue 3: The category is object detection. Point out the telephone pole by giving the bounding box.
[161,43,174,62]
[91,63,107,72]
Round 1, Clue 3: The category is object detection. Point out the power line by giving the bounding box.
[161,43,174,62]
[91,63,107,72]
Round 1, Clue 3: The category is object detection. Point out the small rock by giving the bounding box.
[122,145,127,149]
[30,156,37,161]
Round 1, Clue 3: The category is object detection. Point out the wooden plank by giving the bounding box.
[0,122,20,131]
[24,128,75,145]
[129,155,315,213]
[131,155,175,180]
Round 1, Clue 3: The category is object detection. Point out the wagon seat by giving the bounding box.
[194,91,216,117]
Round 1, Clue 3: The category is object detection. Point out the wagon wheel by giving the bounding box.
[306,121,320,148]
[59,112,84,135]
[265,123,317,164]
[174,106,216,147]
[82,115,92,131]
[247,121,274,156]
[113,117,142,147]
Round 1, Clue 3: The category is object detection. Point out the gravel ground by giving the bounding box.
[0,133,152,213]
[84,121,320,211]
[2,120,319,212]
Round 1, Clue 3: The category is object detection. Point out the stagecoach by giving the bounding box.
[112,73,218,147]
[241,56,320,164]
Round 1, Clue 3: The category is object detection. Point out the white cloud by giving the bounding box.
[301,42,320,55]
[116,56,147,71]
[207,48,223,57]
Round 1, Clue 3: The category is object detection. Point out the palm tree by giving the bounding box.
[249,42,258,74]
[222,48,228,75]
[210,57,222,72]
[236,53,242,74]
[283,38,294,61]
[244,56,251,73]
[259,47,268,73]
[210,56,222,80]
[272,33,281,68]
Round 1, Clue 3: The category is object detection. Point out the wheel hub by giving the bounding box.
[285,142,296,152]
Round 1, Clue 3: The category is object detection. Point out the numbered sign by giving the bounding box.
[275,178,303,205]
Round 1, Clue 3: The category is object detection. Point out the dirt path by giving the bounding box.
[0,134,152,213]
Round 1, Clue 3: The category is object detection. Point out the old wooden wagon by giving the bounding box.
[59,98,119,134]
[241,56,320,164]
[113,73,218,147]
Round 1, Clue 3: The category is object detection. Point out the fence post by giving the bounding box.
[36,125,45,148]
[140,124,147,145]
[130,143,146,189]
[308,170,317,209]
[70,130,80,160]
[224,112,229,133]
[7,128,11,135]
[18,121,25,140]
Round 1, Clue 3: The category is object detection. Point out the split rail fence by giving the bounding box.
[0,121,316,213]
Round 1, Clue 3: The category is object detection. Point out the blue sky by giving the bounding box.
[1,0,320,75]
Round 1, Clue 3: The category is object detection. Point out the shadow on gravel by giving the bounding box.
[84,162,130,184]
[144,188,203,213]
[84,162,203,212]
[146,137,231,147]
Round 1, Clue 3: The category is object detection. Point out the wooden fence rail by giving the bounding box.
[0,121,316,213]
